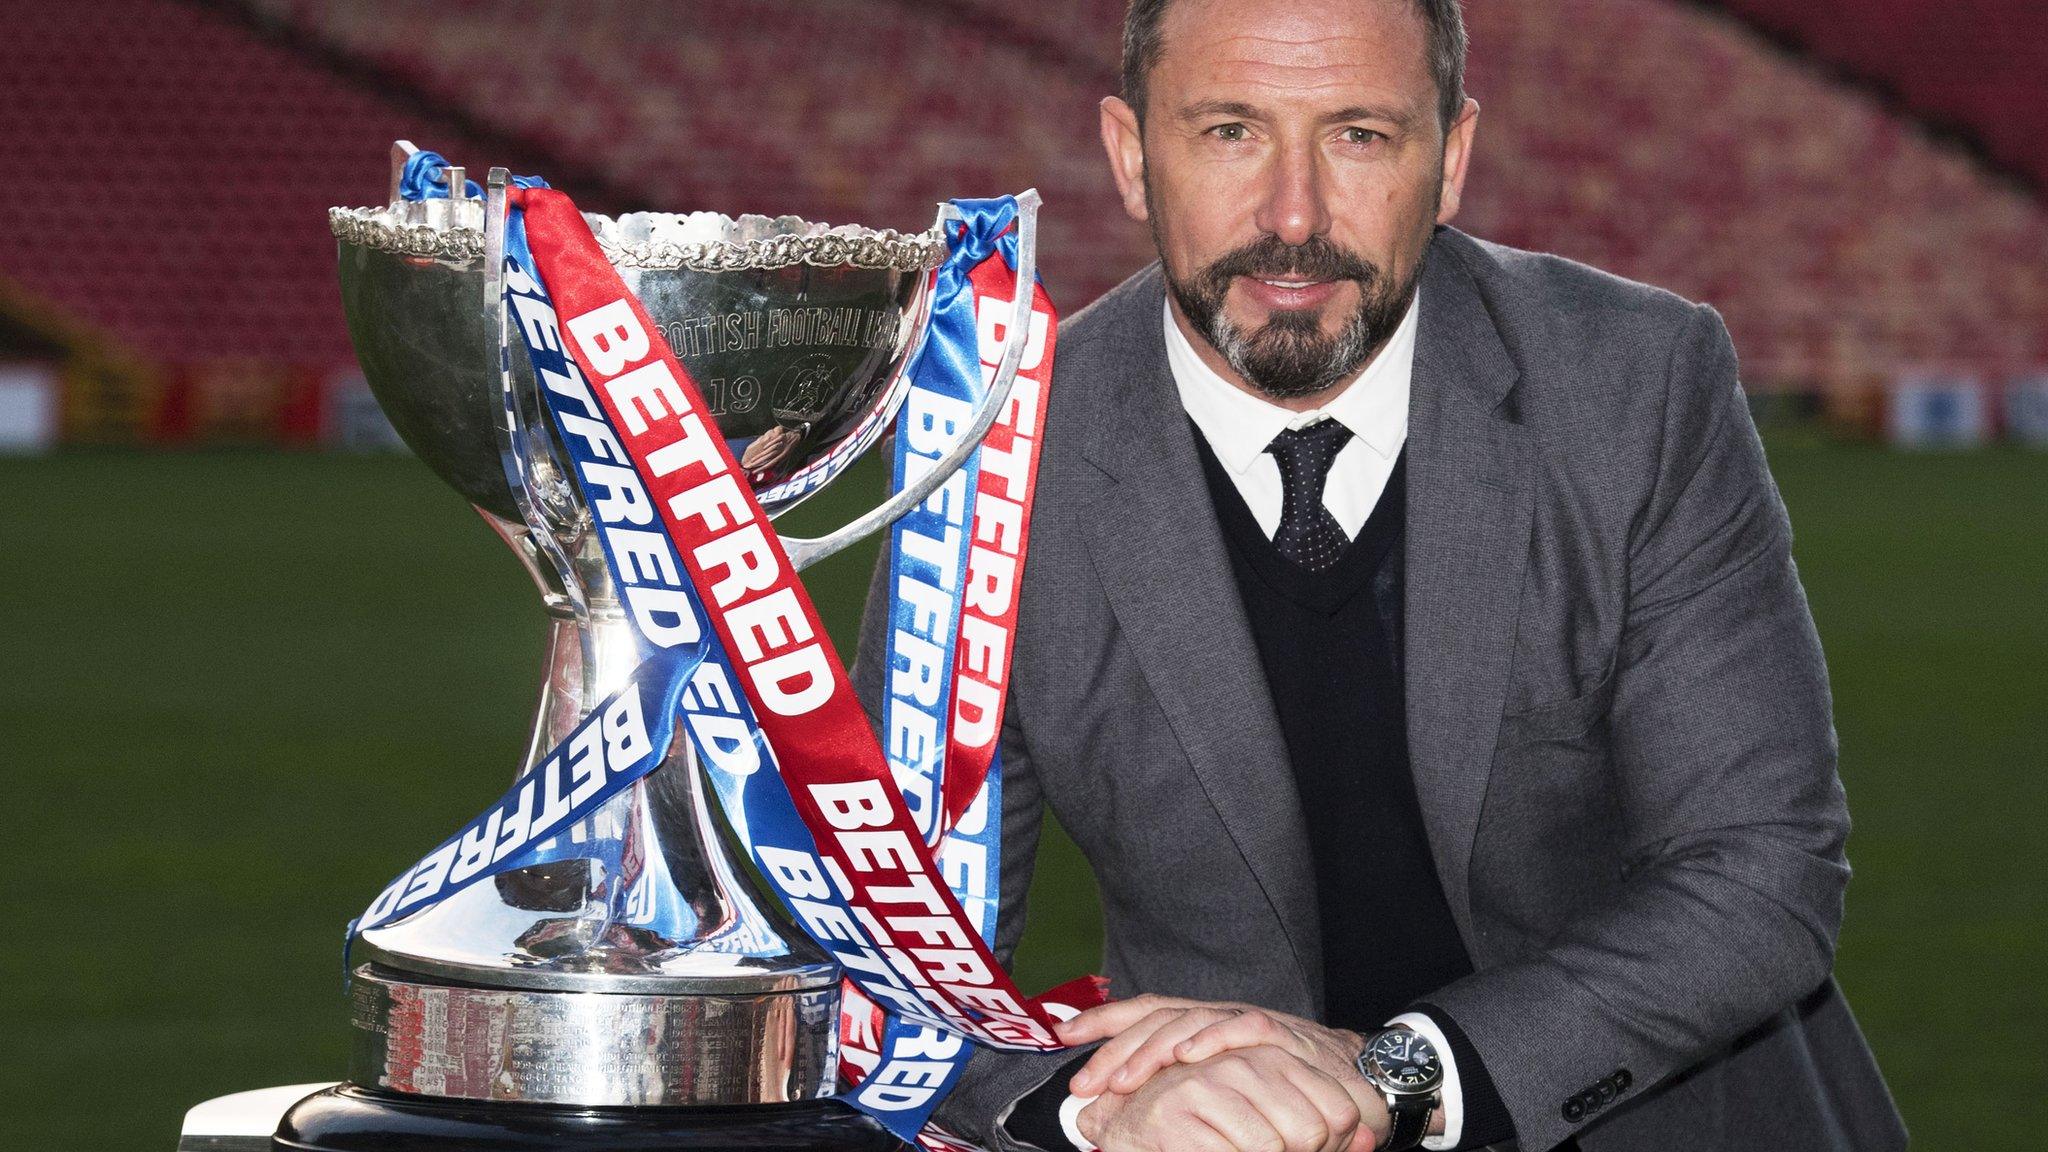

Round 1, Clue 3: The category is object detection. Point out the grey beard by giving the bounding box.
[1207,301,1379,401]
[1155,224,1419,401]
[1143,165,1427,401]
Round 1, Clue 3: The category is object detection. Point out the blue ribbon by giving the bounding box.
[860,196,1033,1132]
[354,652,703,933]
[396,149,547,201]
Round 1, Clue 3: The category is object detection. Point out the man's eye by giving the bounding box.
[1209,123,1248,142]
[1342,127,1385,146]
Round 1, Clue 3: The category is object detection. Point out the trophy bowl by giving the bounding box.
[330,192,944,528]
[282,144,1024,1144]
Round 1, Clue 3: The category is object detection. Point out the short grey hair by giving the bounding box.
[1121,0,1468,133]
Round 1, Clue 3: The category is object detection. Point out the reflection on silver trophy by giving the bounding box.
[272,141,1039,1143]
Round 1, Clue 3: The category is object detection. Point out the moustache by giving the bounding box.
[1200,234,1378,289]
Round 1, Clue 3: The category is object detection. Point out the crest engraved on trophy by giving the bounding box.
[271,140,1047,1149]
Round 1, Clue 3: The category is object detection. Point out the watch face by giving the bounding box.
[1365,1029,1442,1092]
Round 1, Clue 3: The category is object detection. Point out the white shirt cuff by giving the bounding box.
[1388,1011,1462,1150]
[1058,1093,1099,1152]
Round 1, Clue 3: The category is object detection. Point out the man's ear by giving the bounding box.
[1436,97,1480,225]
[1100,96,1149,224]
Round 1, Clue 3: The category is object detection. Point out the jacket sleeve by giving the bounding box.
[1424,303,1853,1151]
[852,544,1089,1151]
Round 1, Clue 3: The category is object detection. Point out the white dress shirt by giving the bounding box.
[1163,291,1417,540]
[1046,291,1466,1152]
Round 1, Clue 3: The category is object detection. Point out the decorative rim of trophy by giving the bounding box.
[330,202,951,273]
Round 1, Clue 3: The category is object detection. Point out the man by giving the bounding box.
[854,1,1907,1149]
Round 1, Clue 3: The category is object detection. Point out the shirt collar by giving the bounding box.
[1164,287,1418,477]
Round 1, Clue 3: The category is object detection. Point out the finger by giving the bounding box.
[1090,1085,1233,1152]
[1205,1049,1357,1152]
[1169,1082,1287,1152]
[1187,1106,1245,1147]
[1170,1116,1242,1152]
[1106,1008,1242,1094]
[1279,1050,1379,1137]
[1342,1085,1391,1152]
[1072,1007,1206,1095]
[1171,1008,1303,1067]
[1263,1056,1367,1152]
[1056,994,1193,1045]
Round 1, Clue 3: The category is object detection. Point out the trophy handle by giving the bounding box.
[778,189,1042,572]
[484,168,593,621]
[388,139,418,204]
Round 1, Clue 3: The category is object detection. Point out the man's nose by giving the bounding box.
[1253,141,1331,248]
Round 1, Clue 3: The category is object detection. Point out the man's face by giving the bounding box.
[1101,0,1477,401]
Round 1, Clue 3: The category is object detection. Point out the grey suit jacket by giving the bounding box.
[854,227,1906,1152]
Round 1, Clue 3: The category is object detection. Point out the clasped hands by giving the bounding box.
[1053,994,1392,1152]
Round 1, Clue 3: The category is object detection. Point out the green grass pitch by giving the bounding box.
[0,438,2040,1148]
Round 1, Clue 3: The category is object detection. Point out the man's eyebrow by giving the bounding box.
[1178,99,1264,121]
[1175,99,1419,130]
[1324,104,1419,129]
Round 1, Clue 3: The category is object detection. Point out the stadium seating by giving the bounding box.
[6,0,2044,424]
[234,0,2048,406]
[1459,1,2048,402]
[0,0,509,373]
[1715,1,2048,191]
[230,0,1156,311]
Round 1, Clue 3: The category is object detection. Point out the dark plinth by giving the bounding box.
[275,1086,910,1152]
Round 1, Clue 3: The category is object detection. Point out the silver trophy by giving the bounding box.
[221,142,1038,1150]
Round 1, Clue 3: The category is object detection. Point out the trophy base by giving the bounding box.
[349,964,840,1107]
[275,1085,909,1152]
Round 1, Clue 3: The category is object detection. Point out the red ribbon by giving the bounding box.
[520,188,1068,1048]
[936,254,1058,837]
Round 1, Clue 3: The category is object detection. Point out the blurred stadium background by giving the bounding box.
[1,0,2042,1147]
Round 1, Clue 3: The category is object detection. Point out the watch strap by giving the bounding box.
[1384,1093,1434,1151]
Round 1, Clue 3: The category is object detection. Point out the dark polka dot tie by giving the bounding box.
[1266,419,1355,572]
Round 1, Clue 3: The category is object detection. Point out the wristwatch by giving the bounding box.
[1355,1025,1443,1151]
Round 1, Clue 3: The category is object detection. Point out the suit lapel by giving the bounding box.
[1403,236,1534,945]
[1076,271,1323,1012]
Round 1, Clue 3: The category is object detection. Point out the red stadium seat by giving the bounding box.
[4,0,2043,412]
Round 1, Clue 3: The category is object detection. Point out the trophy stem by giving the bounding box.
[354,601,835,991]
[345,601,842,1106]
